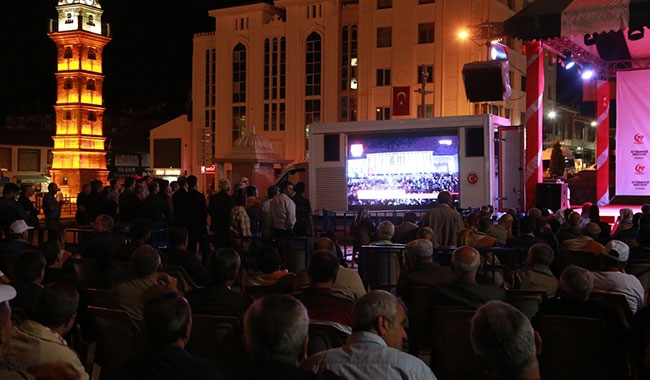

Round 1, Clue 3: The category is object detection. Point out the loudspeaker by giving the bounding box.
[536,183,569,211]
[462,60,512,102]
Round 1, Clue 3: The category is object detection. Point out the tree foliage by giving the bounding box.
[549,140,565,178]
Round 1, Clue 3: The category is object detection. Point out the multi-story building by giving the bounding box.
[151,0,558,192]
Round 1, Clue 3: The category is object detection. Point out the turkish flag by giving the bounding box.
[392,86,410,116]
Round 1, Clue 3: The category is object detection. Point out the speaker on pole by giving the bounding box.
[462,60,512,102]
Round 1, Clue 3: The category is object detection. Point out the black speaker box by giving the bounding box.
[462,60,511,102]
[536,183,569,211]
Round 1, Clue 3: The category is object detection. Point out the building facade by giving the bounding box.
[182,0,557,191]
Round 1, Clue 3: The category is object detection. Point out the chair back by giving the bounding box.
[164,265,200,294]
[87,306,146,378]
[505,289,547,319]
[430,309,489,380]
[406,286,433,356]
[536,315,622,380]
[589,291,633,330]
[552,250,601,276]
[245,273,297,299]
[359,245,404,291]
[83,288,111,308]
[71,258,102,289]
[186,314,248,379]
[626,260,650,295]
[307,321,349,357]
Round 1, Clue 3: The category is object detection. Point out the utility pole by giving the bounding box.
[414,69,433,118]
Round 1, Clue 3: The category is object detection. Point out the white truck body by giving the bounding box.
[301,115,522,213]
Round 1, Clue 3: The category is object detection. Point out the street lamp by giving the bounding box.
[414,69,433,118]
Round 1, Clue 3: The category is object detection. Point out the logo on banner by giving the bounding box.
[467,172,479,185]
[635,164,646,174]
[634,133,645,144]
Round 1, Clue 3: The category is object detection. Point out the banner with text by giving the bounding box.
[616,70,650,196]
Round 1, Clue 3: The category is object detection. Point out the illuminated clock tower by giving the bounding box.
[48,0,110,197]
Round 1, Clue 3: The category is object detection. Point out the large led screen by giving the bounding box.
[347,131,459,209]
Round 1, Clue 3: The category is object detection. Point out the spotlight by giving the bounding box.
[628,27,645,41]
[584,33,597,46]
[581,68,594,80]
[548,111,557,119]
[563,51,575,70]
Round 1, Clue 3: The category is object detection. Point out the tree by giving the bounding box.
[549,140,565,178]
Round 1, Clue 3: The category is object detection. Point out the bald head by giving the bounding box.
[567,211,581,227]
[451,246,481,277]
[313,237,337,254]
[498,214,514,227]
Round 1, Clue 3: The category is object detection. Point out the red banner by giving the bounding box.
[392,86,410,116]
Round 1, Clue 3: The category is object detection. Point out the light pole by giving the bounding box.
[414,69,433,118]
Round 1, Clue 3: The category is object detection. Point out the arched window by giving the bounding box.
[86,79,96,91]
[88,48,97,60]
[64,79,73,90]
[88,112,97,121]
[64,46,73,59]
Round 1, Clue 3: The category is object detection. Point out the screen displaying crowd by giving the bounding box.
[346,132,459,209]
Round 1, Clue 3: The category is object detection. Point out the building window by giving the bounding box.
[64,79,73,90]
[305,99,321,131]
[340,25,358,92]
[47,150,53,165]
[417,65,434,83]
[419,0,435,3]
[377,0,392,9]
[235,18,248,31]
[377,27,392,48]
[521,75,526,92]
[86,79,96,91]
[18,149,40,172]
[205,49,216,107]
[339,95,357,121]
[232,43,247,103]
[417,105,434,118]
[418,23,435,44]
[376,107,391,120]
[88,48,96,60]
[88,112,97,121]
[505,108,512,120]
[307,4,322,18]
[64,46,73,59]
[0,148,11,171]
[376,69,391,86]
[65,111,72,120]
[306,33,322,96]
[264,37,287,131]
[232,106,246,141]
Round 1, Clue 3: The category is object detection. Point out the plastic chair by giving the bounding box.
[186,314,248,379]
[359,245,405,291]
[71,258,102,289]
[87,306,146,380]
[307,320,349,357]
[626,260,650,295]
[536,314,628,380]
[429,309,488,380]
[505,289,547,320]
[164,265,201,294]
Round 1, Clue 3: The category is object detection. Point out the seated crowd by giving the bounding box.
[1,176,650,379]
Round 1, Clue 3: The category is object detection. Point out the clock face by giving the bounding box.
[85,0,94,5]
[66,0,74,4]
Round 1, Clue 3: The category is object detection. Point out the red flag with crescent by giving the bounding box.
[392,86,410,116]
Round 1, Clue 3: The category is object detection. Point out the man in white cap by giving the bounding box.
[591,240,645,313]
[4,220,37,256]
[0,284,33,379]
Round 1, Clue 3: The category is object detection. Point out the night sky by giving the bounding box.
[1,0,589,133]
[0,0,237,126]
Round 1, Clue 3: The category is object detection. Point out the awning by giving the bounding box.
[504,0,650,73]
[13,175,51,184]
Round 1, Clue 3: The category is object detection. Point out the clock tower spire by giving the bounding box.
[48,0,111,198]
